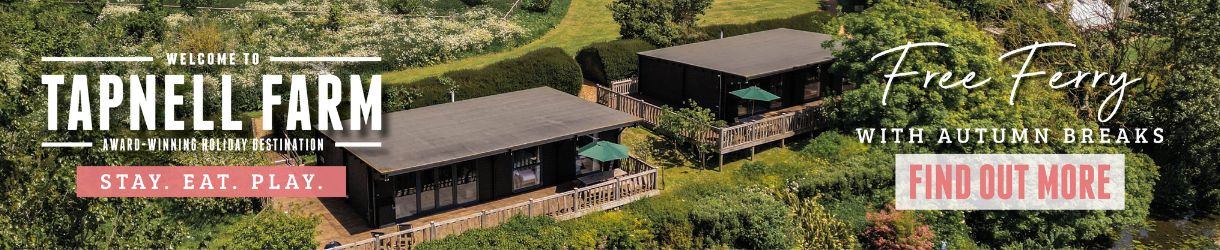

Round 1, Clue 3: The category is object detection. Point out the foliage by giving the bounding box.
[378,8,528,69]
[176,19,224,53]
[523,0,554,12]
[209,210,318,249]
[179,0,217,16]
[82,0,108,20]
[574,39,655,84]
[394,48,582,110]
[415,216,570,249]
[460,0,486,6]
[774,188,861,249]
[651,100,725,168]
[608,0,712,46]
[127,0,168,41]
[688,189,796,249]
[382,0,427,15]
[1124,0,1220,218]
[323,1,344,31]
[563,211,657,249]
[860,204,935,250]
[699,12,839,40]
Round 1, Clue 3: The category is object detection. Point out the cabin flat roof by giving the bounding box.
[321,87,640,175]
[638,28,837,79]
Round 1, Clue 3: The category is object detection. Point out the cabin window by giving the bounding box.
[419,168,437,211]
[394,172,417,218]
[803,68,821,101]
[512,147,542,191]
[456,163,478,204]
[437,165,454,208]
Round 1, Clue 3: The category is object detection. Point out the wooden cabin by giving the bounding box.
[318,87,640,227]
[636,28,842,122]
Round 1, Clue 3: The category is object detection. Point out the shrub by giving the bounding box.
[860,204,935,250]
[523,0,553,12]
[625,196,696,248]
[415,216,569,249]
[563,211,656,249]
[394,48,582,110]
[461,0,486,6]
[209,210,318,249]
[688,190,796,249]
[800,131,869,163]
[382,0,426,14]
[575,39,655,85]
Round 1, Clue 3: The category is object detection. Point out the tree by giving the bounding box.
[608,0,712,46]
[1123,0,1220,218]
[652,100,725,168]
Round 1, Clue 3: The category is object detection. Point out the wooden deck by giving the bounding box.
[272,185,567,248]
[302,157,661,250]
[591,82,827,156]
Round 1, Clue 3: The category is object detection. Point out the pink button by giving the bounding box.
[76,166,346,197]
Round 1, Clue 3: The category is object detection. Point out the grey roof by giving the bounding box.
[638,28,836,79]
[321,87,640,175]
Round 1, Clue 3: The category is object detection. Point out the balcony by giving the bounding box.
[594,81,827,162]
[328,156,661,250]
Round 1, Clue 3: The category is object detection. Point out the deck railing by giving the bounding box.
[609,78,638,94]
[333,157,661,250]
[592,82,826,154]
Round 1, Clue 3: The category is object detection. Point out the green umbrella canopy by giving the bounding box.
[578,141,630,162]
[730,86,780,101]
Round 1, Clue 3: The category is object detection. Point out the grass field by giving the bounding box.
[381,0,824,84]
[698,0,823,26]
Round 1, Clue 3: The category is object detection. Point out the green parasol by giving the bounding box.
[729,86,780,101]
[578,141,631,162]
[730,86,780,116]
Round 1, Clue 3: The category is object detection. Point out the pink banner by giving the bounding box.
[76,166,346,197]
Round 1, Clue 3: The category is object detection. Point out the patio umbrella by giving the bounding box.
[578,141,630,162]
[730,86,780,116]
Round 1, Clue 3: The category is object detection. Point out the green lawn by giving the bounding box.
[619,127,807,192]
[698,0,823,26]
[381,0,825,85]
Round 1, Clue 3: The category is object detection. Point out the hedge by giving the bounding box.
[699,12,838,40]
[391,47,583,111]
[575,39,656,85]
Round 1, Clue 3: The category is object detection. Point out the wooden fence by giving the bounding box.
[592,83,825,154]
[333,157,661,250]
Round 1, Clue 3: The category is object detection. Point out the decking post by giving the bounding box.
[429,221,436,240]
[614,177,622,200]
[575,187,583,209]
[750,146,755,160]
[373,235,382,250]
[480,210,487,228]
[781,138,786,148]
[718,154,724,172]
[528,198,534,216]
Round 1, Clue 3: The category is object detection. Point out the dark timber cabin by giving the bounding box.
[636,28,844,122]
[318,87,641,227]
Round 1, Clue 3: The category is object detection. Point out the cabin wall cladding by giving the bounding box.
[638,56,685,105]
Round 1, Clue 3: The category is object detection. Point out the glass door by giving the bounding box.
[419,169,436,212]
[437,166,454,208]
[394,172,417,218]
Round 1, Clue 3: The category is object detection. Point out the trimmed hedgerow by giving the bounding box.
[699,12,839,40]
[575,39,656,85]
[391,47,582,110]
